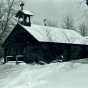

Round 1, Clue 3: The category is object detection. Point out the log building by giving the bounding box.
[2,2,88,64]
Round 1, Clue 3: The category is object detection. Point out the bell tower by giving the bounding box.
[16,1,33,26]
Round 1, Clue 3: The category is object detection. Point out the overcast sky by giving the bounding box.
[24,0,88,28]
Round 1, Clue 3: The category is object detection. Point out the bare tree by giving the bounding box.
[79,23,87,36]
[43,18,57,27]
[0,0,20,38]
[62,16,74,30]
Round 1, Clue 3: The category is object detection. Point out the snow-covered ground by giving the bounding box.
[0,59,88,88]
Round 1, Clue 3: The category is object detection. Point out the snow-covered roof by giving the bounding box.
[16,10,34,18]
[21,24,83,44]
[1,16,87,46]
[22,10,34,16]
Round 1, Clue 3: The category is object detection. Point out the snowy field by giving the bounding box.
[0,59,88,88]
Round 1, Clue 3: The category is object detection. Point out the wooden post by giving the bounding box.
[4,57,6,64]
[16,56,18,65]
[4,48,6,64]
[6,56,8,63]
[16,56,18,64]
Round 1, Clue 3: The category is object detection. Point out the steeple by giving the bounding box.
[16,1,33,26]
[20,1,24,10]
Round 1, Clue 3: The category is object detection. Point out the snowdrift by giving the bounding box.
[0,60,88,88]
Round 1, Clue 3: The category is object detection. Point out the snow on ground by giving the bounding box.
[0,59,88,88]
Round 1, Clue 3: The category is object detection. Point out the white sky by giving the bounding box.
[24,0,88,28]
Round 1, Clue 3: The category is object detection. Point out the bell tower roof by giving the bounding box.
[19,1,33,16]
